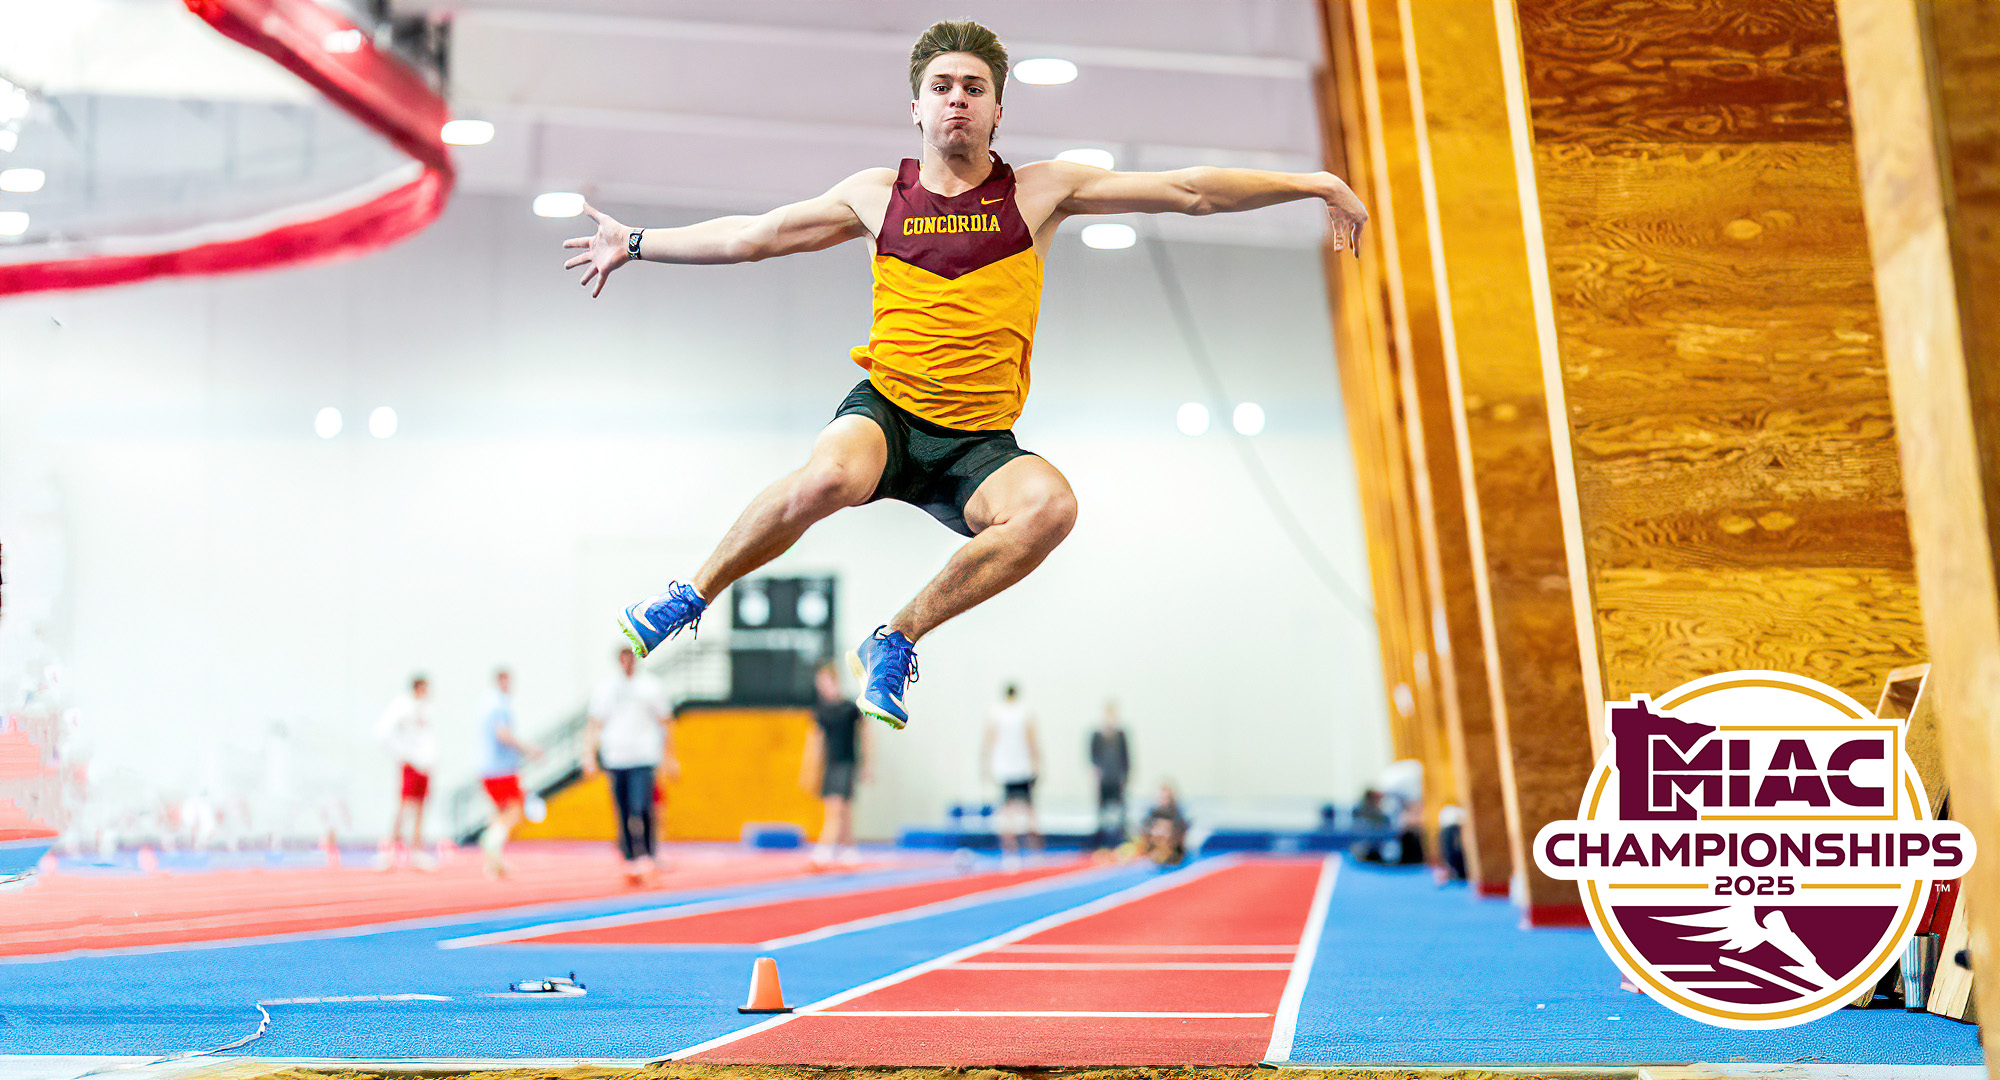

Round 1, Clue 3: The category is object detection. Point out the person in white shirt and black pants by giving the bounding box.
[982,683,1040,871]
[584,647,676,884]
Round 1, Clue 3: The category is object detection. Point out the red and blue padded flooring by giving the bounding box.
[0,842,1978,1069]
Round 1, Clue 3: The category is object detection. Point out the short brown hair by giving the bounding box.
[909,20,1009,102]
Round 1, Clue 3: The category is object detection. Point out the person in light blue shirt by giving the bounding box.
[479,669,540,877]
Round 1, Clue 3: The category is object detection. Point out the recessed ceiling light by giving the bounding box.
[1014,58,1078,85]
[0,130,16,153]
[369,406,398,439]
[1056,148,1114,170]
[0,211,27,237]
[1233,402,1266,436]
[0,84,29,125]
[1080,223,1135,250]
[0,168,44,193]
[314,407,343,439]
[1177,402,1210,437]
[533,191,586,218]
[441,120,493,146]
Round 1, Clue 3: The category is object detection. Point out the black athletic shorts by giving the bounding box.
[821,760,857,800]
[834,379,1035,537]
[1002,778,1036,804]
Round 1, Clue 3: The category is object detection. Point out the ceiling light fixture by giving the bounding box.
[1080,223,1136,250]
[0,168,44,193]
[1014,58,1078,85]
[533,191,585,218]
[369,406,398,439]
[1055,148,1114,170]
[441,119,493,146]
[1233,402,1266,436]
[314,407,343,439]
[0,211,27,237]
[0,82,29,125]
[1177,402,1210,437]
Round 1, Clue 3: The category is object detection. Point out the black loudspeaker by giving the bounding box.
[728,576,837,705]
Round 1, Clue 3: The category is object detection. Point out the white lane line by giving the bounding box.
[657,855,1243,1063]
[435,867,957,949]
[813,1010,1273,1019]
[954,962,1294,971]
[753,865,1116,949]
[1262,853,1340,1064]
[994,943,1295,954]
[261,994,453,1004]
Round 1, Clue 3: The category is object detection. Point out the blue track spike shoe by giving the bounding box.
[850,625,919,730]
[618,582,707,659]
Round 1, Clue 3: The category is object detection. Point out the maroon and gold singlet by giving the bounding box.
[849,154,1044,431]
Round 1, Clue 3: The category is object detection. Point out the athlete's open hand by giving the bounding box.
[561,203,633,298]
[1323,175,1369,258]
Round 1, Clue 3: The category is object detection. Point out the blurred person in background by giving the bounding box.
[1352,759,1426,865]
[479,668,542,878]
[375,674,438,871]
[584,647,674,885]
[982,682,1040,870]
[1136,781,1189,867]
[1089,699,1130,850]
[801,662,869,870]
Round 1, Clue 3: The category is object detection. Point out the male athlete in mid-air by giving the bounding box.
[564,20,1368,730]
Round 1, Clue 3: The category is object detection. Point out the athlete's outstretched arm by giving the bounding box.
[1038,160,1369,255]
[561,169,890,296]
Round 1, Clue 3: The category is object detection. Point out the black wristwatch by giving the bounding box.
[627,228,644,261]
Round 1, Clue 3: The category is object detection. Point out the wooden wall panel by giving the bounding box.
[1837,0,2000,1056]
[1397,1,1596,921]
[1315,0,1433,772]
[1510,0,1927,723]
[1355,0,1514,893]
[1352,0,1463,845]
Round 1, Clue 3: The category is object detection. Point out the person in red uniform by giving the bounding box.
[567,20,1368,731]
[375,674,437,871]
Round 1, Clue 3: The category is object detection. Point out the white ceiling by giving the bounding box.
[417,0,1331,246]
[0,1,1331,249]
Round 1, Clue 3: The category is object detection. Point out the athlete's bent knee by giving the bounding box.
[1018,484,1078,545]
[790,461,866,518]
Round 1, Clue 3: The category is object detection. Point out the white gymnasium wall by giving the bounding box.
[0,190,1392,844]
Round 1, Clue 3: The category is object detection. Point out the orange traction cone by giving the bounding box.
[737,956,793,1014]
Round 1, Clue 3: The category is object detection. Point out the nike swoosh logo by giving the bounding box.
[981,197,1002,205]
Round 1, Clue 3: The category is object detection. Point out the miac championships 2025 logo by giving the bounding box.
[1533,670,1976,1029]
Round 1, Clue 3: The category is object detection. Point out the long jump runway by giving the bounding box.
[0,847,1976,1069]
[680,855,1334,1066]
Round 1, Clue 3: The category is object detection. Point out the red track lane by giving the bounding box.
[839,967,1289,1012]
[985,947,1293,964]
[704,1016,1272,1066]
[1025,861,1322,945]
[518,862,1084,945]
[0,845,845,958]
[696,856,1330,1067]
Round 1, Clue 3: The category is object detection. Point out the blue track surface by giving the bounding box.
[0,855,1974,1064]
[0,861,1148,1059]
[1287,862,1982,1066]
